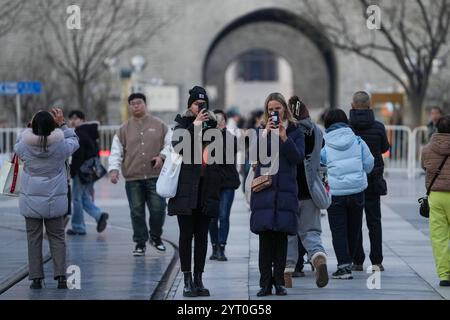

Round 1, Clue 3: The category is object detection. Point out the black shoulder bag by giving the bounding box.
[418,156,448,218]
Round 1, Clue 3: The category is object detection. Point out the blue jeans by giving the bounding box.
[327,192,365,269]
[209,189,235,245]
[71,175,102,233]
[125,179,166,245]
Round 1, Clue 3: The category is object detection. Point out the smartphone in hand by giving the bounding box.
[270,111,280,127]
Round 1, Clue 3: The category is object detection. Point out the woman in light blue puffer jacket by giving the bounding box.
[14,109,79,290]
[320,109,374,280]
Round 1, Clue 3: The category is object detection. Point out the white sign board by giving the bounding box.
[145,85,179,112]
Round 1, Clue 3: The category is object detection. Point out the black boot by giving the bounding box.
[209,244,219,260]
[30,279,43,289]
[274,285,287,296]
[256,286,272,297]
[56,276,68,289]
[183,272,197,297]
[217,245,228,261]
[194,272,210,296]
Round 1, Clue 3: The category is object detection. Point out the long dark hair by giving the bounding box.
[31,111,56,152]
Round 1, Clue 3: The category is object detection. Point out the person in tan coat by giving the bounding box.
[421,115,450,287]
[108,93,172,256]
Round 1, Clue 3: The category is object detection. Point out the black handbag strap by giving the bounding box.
[427,155,449,195]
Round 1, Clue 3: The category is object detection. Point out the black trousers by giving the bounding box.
[258,231,288,287]
[177,211,211,273]
[354,194,383,265]
[327,192,364,268]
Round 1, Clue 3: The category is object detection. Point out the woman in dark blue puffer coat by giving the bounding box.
[249,93,305,297]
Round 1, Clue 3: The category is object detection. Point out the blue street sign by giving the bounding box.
[0,81,42,95]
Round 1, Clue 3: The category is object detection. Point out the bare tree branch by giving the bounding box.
[31,0,169,112]
[301,0,450,126]
[0,0,26,38]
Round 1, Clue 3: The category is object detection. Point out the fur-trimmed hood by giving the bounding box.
[174,109,217,128]
[21,128,64,146]
[19,128,65,158]
[179,108,217,120]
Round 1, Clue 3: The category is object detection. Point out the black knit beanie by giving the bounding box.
[187,86,208,108]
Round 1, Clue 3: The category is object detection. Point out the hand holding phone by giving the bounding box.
[270,111,280,128]
[194,109,209,126]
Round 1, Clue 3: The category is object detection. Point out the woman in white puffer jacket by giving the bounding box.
[14,108,79,290]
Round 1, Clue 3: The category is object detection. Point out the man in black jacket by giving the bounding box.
[349,91,390,272]
[67,110,108,235]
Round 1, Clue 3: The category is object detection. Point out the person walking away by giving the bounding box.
[66,110,108,235]
[208,110,241,261]
[286,96,329,288]
[250,93,305,297]
[421,115,450,287]
[349,91,390,272]
[15,108,79,289]
[321,109,374,279]
[168,86,223,297]
[108,93,172,256]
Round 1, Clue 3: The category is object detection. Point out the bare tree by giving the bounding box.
[32,0,167,115]
[427,52,450,113]
[301,0,450,127]
[0,0,25,38]
[0,47,71,125]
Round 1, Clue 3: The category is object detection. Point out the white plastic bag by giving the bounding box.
[156,149,182,199]
[0,154,22,197]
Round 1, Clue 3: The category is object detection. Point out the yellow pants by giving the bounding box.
[429,192,450,281]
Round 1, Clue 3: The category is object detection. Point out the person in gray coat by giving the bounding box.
[14,108,79,289]
[286,96,329,288]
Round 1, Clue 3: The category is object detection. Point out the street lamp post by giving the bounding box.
[105,55,147,123]
[120,68,132,122]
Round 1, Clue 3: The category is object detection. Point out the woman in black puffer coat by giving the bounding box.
[168,86,223,298]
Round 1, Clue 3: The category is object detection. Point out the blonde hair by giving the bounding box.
[263,93,296,125]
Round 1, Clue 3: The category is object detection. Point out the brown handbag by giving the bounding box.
[251,174,272,193]
[250,152,278,193]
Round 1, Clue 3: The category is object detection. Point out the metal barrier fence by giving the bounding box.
[0,128,19,156]
[98,125,120,155]
[0,125,431,178]
[410,126,428,178]
[384,125,411,176]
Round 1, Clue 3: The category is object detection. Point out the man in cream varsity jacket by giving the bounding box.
[108,93,172,256]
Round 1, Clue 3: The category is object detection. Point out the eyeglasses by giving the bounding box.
[130,100,145,106]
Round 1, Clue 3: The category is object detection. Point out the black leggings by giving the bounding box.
[177,211,211,273]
